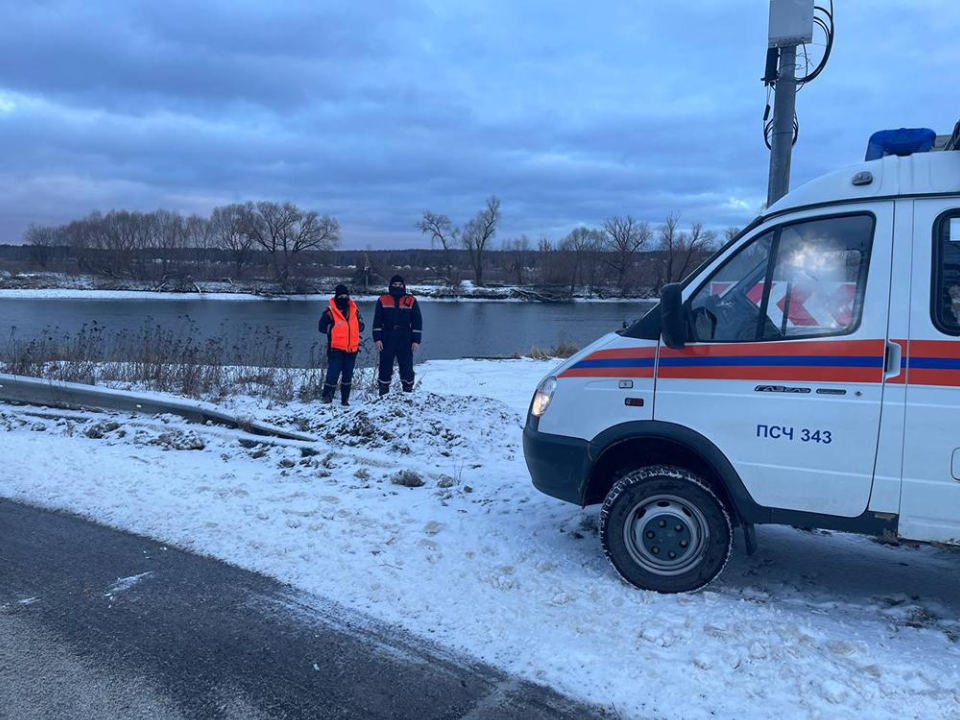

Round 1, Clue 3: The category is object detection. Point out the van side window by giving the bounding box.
[688,214,874,343]
[933,212,960,334]
[688,232,774,342]
[763,215,873,339]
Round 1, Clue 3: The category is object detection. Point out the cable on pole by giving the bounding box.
[797,1,834,87]
[761,1,833,151]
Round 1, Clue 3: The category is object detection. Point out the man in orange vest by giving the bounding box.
[318,284,365,406]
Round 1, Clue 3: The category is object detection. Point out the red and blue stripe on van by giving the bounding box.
[902,340,960,387]
[657,339,885,383]
[559,340,884,383]
[559,338,960,386]
[558,347,657,378]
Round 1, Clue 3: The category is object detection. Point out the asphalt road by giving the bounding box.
[0,500,608,720]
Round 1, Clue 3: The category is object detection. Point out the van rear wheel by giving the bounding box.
[600,466,732,593]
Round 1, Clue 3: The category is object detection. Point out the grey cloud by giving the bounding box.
[0,0,959,246]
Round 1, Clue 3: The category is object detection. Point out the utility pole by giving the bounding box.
[767,45,798,206]
[765,0,815,207]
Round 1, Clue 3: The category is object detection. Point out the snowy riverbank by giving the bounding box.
[0,358,958,718]
[0,280,654,304]
[0,286,522,302]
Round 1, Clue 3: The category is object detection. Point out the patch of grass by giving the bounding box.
[527,340,580,359]
[0,320,375,403]
[552,339,580,358]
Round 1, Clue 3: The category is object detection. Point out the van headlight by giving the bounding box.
[531,376,558,417]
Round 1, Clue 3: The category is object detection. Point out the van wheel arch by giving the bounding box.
[584,421,759,525]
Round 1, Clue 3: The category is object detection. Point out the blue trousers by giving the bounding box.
[323,351,358,403]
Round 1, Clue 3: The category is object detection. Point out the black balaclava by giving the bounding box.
[389,275,406,299]
[334,284,350,312]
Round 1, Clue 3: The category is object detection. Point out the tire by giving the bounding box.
[599,465,733,593]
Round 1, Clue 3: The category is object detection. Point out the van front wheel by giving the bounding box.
[599,466,733,593]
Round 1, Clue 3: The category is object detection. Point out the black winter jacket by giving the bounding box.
[372,293,422,345]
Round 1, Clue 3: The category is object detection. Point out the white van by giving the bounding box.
[524,141,960,593]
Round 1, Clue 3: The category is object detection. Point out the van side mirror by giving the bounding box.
[660,283,687,349]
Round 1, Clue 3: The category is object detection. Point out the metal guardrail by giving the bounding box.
[0,373,316,443]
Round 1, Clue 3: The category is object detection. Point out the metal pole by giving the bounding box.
[767,44,798,207]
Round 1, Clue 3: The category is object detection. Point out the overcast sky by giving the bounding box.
[0,0,957,248]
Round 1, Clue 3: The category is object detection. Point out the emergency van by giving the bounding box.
[524,130,960,593]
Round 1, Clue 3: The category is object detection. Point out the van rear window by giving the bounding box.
[933,213,960,335]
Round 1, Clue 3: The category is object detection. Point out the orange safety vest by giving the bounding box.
[329,298,360,353]
[378,294,416,309]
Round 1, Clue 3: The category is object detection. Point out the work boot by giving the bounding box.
[320,384,335,404]
[401,380,414,393]
[378,381,390,397]
[341,384,351,407]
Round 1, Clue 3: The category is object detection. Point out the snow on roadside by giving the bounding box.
[104,572,154,599]
[418,358,558,412]
[0,359,958,719]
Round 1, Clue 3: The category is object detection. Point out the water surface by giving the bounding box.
[0,296,656,366]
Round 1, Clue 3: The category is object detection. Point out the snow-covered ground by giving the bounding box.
[1,359,958,719]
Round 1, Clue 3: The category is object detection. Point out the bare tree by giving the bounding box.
[602,215,651,294]
[184,213,213,269]
[417,211,459,284]
[461,196,500,287]
[23,223,60,268]
[658,214,717,288]
[502,234,532,285]
[152,209,187,280]
[246,201,299,285]
[285,210,340,268]
[246,201,340,288]
[211,203,254,278]
[677,222,716,280]
[98,210,146,279]
[658,213,681,290]
[62,212,104,273]
[248,201,300,286]
[560,226,604,295]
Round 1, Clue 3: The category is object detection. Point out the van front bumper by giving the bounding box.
[522,423,591,505]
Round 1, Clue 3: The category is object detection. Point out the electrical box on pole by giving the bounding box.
[768,0,815,48]
[765,0,816,207]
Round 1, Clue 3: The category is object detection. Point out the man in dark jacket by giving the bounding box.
[373,275,422,395]
[318,284,365,406]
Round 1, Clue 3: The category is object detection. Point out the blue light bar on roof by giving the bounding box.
[865,128,936,161]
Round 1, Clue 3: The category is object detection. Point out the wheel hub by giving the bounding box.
[640,514,693,561]
[623,494,709,577]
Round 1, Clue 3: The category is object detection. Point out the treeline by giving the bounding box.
[418,195,737,294]
[18,197,737,296]
[24,202,339,291]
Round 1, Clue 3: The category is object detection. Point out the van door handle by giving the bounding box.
[884,340,902,379]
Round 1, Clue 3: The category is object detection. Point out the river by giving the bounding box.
[0,295,657,366]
